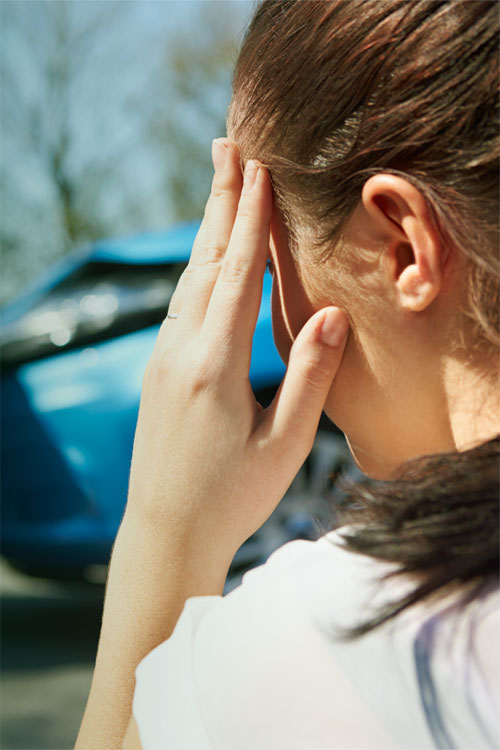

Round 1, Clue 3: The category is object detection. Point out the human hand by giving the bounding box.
[126,139,349,572]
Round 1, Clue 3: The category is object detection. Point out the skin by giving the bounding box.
[76,140,349,749]
[268,175,500,477]
[76,138,499,749]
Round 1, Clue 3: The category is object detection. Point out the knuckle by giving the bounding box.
[211,181,236,200]
[235,202,256,226]
[149,326,182,374]
[188,347,224,394]
[179,264,193,283]
[220,257,250,284]
[295,351,332,390]
[188,368,211,396]
[144,341,228,405]
[211,167,240,198]
[174,265,192,290]
[198,244,226,267]
[301,368,330,392]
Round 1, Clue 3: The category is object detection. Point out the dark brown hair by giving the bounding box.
[333,435,499,637]
[231,0,499,347]
[231,0,499,633]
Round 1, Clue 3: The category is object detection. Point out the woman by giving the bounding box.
[76,1,499,748]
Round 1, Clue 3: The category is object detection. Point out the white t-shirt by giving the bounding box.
[133,531,500,750]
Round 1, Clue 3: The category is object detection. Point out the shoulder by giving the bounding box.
[212,530,397,632]
[133,532,500,750]
[191,533,422,748]
[134,533,403,749]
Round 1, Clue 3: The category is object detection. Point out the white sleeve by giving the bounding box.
[133,595,221,750]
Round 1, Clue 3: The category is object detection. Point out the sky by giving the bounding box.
[1,0,253,302]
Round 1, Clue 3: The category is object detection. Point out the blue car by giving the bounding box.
[1,222,287,580]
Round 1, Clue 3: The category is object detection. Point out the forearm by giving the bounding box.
[75,506,230,750]
[75,141,349,749]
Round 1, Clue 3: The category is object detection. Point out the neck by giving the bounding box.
[444,350,500,452]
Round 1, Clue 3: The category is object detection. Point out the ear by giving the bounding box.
[361,174,445,312]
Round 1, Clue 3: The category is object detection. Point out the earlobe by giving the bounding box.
[396,261,440,311]
[387,237,440,311]
[362,174,444,313]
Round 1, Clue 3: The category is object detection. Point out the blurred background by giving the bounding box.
[2,0,252,306]
[1,2,357,748]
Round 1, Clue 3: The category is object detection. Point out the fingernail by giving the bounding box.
[243,160,259,192]
[212,139,227,172]
[321,309,349,347]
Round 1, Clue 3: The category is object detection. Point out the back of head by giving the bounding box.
[231,0,499,350]
[230,0,499,634]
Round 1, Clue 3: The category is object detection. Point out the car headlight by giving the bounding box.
[1,261,186,366]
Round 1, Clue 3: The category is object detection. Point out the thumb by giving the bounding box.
[264,306,349,463]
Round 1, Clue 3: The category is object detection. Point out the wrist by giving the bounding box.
[119,503,233,597]
[77,504,230,750]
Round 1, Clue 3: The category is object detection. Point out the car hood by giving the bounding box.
[89,222,201,265]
